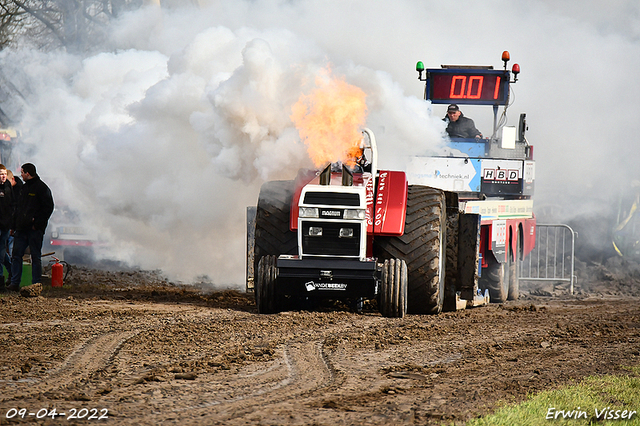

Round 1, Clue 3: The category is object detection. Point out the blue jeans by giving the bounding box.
[5,235,12,271]
[11,229,44,286]
[0,228,10,278]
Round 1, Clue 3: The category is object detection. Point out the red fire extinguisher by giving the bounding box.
[51,257,64,288]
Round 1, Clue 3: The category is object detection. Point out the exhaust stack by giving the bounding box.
[319,164,331,185]
[342,165,353,186]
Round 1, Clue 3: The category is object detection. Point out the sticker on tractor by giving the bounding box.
[492,220,507,247]
[305,281,348,291]
[464,199,533,220]
[406,157,481,192]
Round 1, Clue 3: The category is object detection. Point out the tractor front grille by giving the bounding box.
[301,221,361,257]
[303,192,360,206]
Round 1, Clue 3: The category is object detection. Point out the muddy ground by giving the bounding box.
[0,259,639,425]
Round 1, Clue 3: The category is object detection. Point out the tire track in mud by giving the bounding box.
[2,329,140,402]
[148,338,341,424]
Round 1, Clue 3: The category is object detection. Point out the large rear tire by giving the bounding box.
[253,180,297,281]
[253,181,297,311]
[379,259,408,318]
[255,255,283,314]
[375,186,446,314]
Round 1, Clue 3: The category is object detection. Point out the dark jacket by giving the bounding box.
[12,176,23,199]
[0,179,13,230]
[14,175,54,232]
[444,114,482,138]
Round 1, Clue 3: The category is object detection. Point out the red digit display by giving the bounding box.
[450,75,467,98]
[493,76,501,100]
[467,76,483,99]
[426,69,509,105]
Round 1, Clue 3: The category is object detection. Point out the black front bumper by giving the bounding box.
[276,257,380,299]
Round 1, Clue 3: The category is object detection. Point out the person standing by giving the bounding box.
[7,163,54,292]
[7,169,23,198]
[0,166,13,290]
[5,170,23,276]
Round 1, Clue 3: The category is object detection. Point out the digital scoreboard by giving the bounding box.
[424,69,510,106]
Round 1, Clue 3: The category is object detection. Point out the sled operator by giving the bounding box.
[443,104,482,139]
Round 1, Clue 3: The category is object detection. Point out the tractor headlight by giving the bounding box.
[343,209,365,220]
[299,207,319,218]
[308,226,323,236]
[339,228,354,238]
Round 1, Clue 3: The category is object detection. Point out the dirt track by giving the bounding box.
[0,267,639,425]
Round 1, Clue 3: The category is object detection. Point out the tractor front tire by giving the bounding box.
[255,255,282,314]
[379,259,408,318]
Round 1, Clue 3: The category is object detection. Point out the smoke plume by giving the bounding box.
[0,0,638,285]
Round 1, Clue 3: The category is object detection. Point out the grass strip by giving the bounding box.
[466,367,640,426]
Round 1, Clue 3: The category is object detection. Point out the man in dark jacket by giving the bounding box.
[443,104,482,139]
[0,165,12,290]
[7,163,54,291]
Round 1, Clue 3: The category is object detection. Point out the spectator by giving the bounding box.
[5,170,22,273]
[443,104,482,139]
[0,165,12,290]
[7,163,54,292]
[7,169,23,198]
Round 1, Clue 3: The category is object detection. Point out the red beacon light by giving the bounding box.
[511,63,520,82]
[502,51,520,83]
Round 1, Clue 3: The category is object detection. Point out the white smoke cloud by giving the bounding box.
[1,0,638,285]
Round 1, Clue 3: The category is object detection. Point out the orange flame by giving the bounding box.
[291,67,367,168]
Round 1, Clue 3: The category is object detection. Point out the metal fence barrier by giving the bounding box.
[520,224,577,295]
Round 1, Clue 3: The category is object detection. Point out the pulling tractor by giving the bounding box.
[246,51,536,317]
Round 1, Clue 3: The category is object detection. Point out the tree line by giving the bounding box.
[0,0,144,53]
